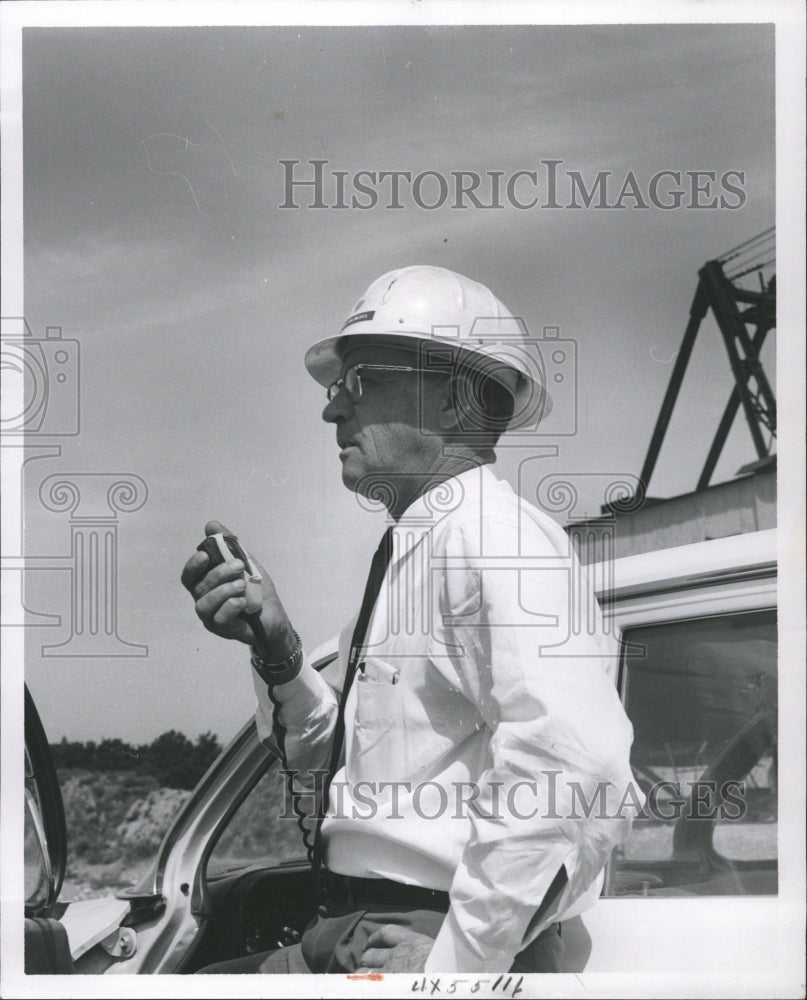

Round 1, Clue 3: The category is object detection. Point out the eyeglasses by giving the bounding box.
[326,364,446,403]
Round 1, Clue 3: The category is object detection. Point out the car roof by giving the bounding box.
[592,527,777,600]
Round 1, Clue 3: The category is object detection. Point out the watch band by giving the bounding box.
[250,630,303,686]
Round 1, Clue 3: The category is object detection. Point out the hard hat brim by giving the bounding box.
[304,331,428,388]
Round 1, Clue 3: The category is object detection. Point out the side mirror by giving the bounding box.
[24,686,67,916]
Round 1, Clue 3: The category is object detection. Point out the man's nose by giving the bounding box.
[322,390,351,423]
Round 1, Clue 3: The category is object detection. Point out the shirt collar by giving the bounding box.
[388,463,497,566]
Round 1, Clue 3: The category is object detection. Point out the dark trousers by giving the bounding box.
[199,902,564,974]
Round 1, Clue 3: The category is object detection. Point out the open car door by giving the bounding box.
[24,684,72,972]
[24,685,132,973]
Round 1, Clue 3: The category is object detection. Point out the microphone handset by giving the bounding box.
[196,533,272,651]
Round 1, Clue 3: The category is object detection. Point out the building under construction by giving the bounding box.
[571,228,776,562]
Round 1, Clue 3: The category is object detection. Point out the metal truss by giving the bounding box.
[639,228,776,495]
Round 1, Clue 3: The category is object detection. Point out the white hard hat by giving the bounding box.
[305,265,551,425]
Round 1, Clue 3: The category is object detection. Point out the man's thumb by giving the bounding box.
[204,520,231,537]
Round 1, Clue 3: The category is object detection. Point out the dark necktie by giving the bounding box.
[312,526,394,898]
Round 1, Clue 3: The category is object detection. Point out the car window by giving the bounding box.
[712,746,777,861]
[207,758,312,877]
[606,609,777,897]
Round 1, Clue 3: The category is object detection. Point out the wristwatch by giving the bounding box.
[250,630,303,686]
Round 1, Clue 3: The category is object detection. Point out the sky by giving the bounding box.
[5,16,784,744]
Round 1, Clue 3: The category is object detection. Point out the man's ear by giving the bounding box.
[437,378,461,431]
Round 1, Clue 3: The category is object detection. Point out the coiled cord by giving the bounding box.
[265,682,317,863]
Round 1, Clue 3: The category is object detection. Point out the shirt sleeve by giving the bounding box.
[252,654,339,776]
[425,513,638,973]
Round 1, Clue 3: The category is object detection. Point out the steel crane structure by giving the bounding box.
[638,228,777,496]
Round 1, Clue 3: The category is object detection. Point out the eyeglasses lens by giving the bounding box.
[327,368,361,402]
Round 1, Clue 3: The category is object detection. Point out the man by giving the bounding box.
[182,265,638,974]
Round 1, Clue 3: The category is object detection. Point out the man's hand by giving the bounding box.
[357,925,434,974]
[180,520,296,660]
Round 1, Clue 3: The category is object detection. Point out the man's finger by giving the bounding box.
[357,949,388,969]
[364,924,413,949]
[211,595,246,627]
[195,578,246,620]
[180,550,209,592]
[192,559,245,600]
[181,520,237,593]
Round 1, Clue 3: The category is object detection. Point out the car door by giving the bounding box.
[24,686,135,974]
[20,654,334,976]
[24,684,73,972]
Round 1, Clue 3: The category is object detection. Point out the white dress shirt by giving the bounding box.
[253,464,638,972]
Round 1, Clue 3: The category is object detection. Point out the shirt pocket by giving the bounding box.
[353,657,407,785]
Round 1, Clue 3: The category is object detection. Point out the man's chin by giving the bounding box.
[340,464,361,492]
[338,451,366,493]
[339,457,394,503]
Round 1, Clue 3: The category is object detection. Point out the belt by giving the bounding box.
[321,873,450,911]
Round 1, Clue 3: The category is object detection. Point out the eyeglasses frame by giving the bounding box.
[326,364,449,403]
